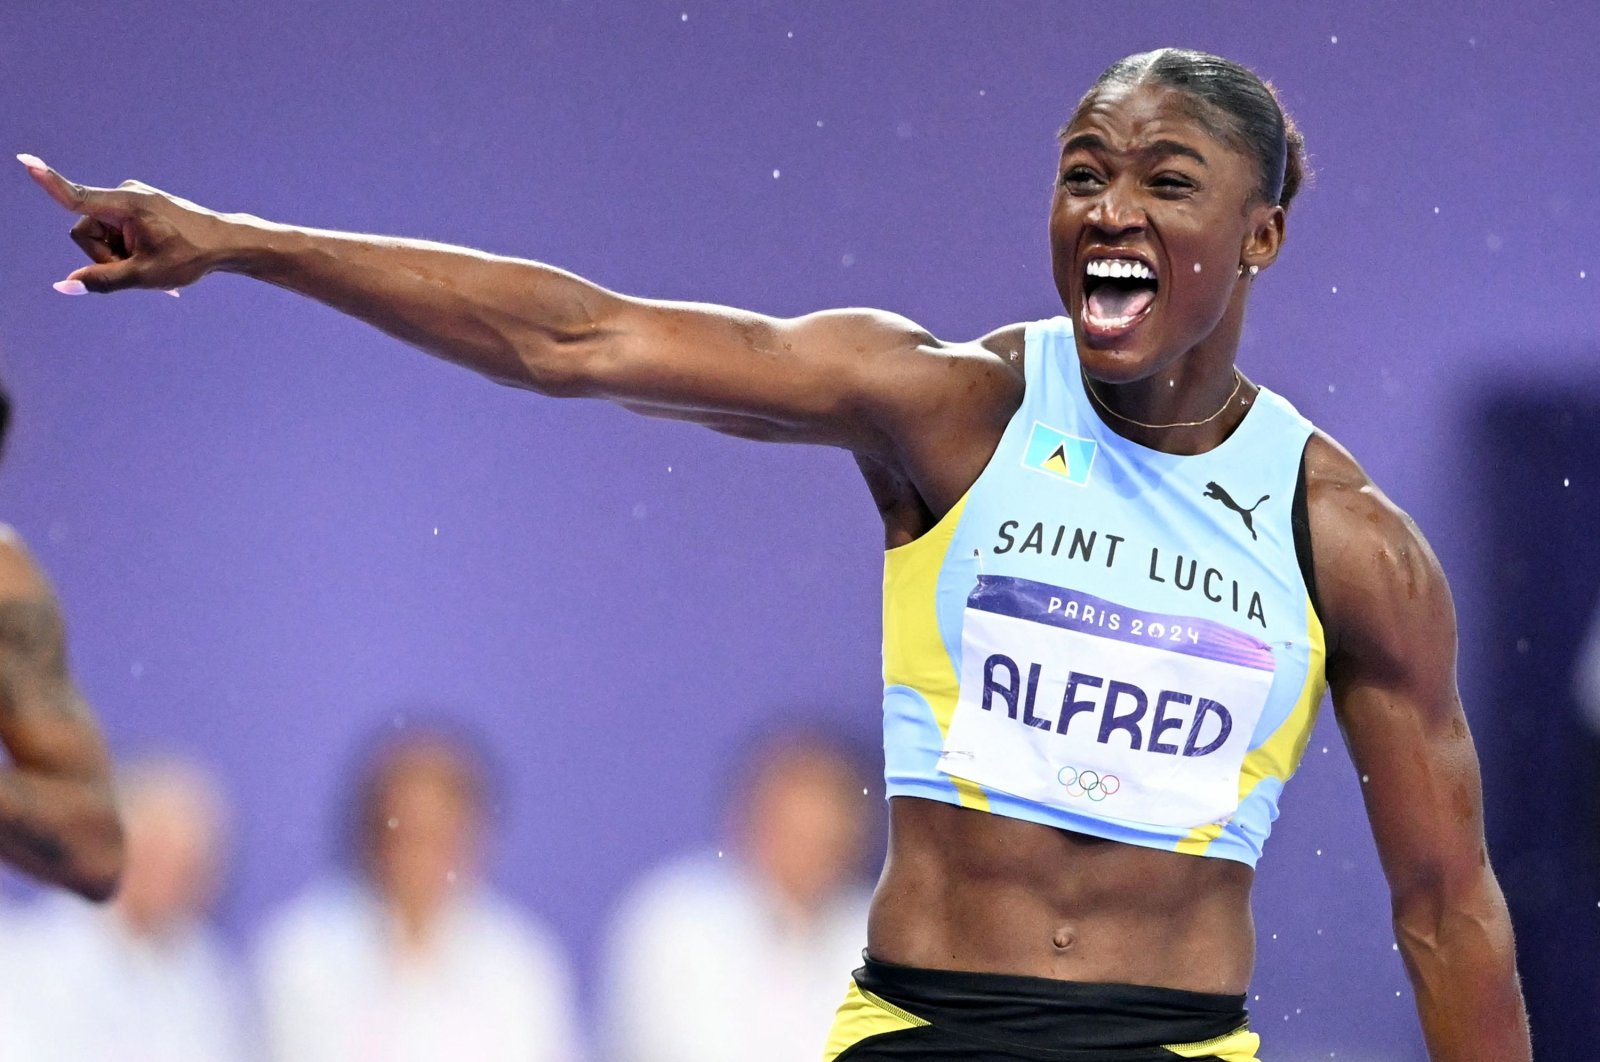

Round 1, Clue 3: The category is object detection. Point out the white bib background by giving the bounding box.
[939,578,1276,830]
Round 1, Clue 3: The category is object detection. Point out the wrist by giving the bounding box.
[205,211,298,280]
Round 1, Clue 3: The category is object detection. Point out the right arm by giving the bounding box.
[1307,436,1530,1059]
[23,158,966,457]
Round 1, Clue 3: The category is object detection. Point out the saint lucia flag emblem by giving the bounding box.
[1022,422,1097,486]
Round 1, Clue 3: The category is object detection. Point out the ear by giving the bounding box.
[1241,202,1286,272]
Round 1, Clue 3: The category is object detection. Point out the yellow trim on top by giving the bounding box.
[1162,1023,1262,1062]
[948,772,991,809]
[821,981,930,1062]
[1176,596,1329,856]
[1173,820,1225,857]
[882,494,989,811]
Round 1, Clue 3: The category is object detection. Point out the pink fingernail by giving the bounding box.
[165,290,181,299]
[16,153,46,171]
[53,280,88,295]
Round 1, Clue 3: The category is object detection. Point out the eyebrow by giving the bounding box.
[1060,133,1208,167]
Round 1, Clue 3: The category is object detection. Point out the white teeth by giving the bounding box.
[1085,258,1155,281]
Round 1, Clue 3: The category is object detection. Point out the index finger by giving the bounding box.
[15,154,128,218]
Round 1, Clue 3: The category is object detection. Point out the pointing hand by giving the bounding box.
[18,154,233,297]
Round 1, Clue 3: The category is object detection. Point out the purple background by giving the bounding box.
[3,2,1597,1056]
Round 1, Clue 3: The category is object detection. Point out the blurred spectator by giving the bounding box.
[1575,595,1600,733]
[602,732,874,1062]
[0,756,248,1062]
[255,728,582,1062]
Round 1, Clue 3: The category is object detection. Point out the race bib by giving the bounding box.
[938,575,1277,829]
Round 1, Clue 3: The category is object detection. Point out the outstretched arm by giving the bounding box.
[19,156,946,455]
[0,530,123,900]
[1308,435,1529,1061]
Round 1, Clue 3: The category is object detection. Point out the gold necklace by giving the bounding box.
[1082,369,1244,430]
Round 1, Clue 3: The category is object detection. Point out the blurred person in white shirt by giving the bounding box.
[602,731,875,1062]
[255,727,582,1062]
[1,756,247,1062]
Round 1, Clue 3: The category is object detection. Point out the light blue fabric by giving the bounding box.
[882,318,1321,866]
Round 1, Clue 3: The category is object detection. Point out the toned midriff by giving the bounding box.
[867,796,1256,995]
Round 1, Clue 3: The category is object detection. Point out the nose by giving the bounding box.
[1086,180,1146,236]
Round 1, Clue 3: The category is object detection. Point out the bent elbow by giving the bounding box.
[1389,859,1511,959]
[508,333,608,398]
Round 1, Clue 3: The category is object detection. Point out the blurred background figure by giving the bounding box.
[0,755,246,1062]
[255,727,582,1062]
[602,731,874,1062]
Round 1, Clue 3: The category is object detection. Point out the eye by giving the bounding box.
[1151,173,1197,196]
[1059,166,1103,193]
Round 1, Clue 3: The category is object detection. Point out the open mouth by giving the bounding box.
[1081,257,1159,338]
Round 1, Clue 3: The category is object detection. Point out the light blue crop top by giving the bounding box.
[880,317,1327,866]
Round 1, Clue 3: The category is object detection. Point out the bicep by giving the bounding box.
[555,300,940,452]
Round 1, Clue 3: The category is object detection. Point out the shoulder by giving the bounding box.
[808,311,1024,384]
[793,313,1027,450]
[769,311,1022,432]
[787,310,1027,374]
[1302,430,1453,670]
[865,319,1029,414]
[852,320,1034,525]
[978,322,1029,362]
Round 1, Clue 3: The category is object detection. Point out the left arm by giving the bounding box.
[1307,434,1529,1060]
[0,529,124,900]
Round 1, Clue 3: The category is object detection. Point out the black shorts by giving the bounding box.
[823,955,1260,1062]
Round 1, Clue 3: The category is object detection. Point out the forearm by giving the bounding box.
[216,214,623,391]
[0,763,122,900]
[1394,874,1530,1061]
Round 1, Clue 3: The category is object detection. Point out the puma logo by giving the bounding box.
[1203,482,1269,541]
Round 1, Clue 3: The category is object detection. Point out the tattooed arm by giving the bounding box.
[0,528,123,900]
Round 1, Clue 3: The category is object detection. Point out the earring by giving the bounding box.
[1242,264,1258,277]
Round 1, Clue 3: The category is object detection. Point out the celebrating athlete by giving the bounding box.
[23,48,1527,1060]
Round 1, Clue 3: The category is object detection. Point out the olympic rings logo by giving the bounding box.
[1056,766,1121,801]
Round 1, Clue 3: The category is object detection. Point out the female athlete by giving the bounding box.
[23,48,1528,1061]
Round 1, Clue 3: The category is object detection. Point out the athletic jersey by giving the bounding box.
[880,316,1327,866]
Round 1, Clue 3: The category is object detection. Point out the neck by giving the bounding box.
[1081,302,1253,454]
[1085,362,1251,455]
